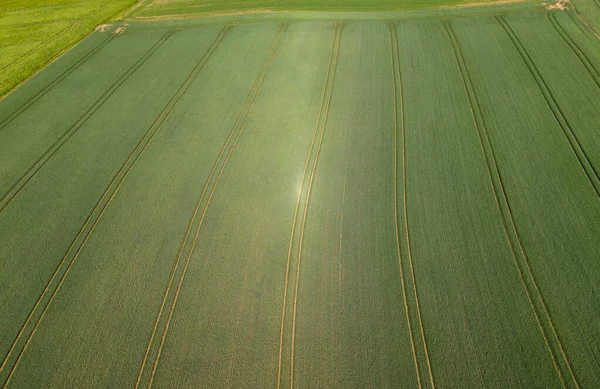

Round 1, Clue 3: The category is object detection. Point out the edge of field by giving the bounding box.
[0,0,547,102]
[123,0,544,22]
[126,0,541,18]
[0,0,137,101]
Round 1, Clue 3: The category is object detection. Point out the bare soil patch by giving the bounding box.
[545,0,569,10]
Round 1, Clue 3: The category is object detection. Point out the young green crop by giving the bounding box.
[1,3,600,388]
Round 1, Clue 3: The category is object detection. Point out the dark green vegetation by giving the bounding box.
[1,0,600,387]
[0,0,136,97]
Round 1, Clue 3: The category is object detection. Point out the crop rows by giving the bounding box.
[0,8,599,388]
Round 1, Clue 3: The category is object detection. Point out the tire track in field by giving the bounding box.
[387,21,426,389]
[135,21,283,388]
[135,22,288,389]
[564,6,596,36]
[391,22,437,389]
[0,30,173,214]
[0,29,116,131]
[547,11,600,89]
[567,2,600,40]
[444,19,580,389]
[275,22,339,389]
[284,22,341,389]
[0,25,232,389]
[497,15,600,199]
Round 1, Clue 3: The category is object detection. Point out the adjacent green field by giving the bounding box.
[1,0,600,388]
[128,0,532,18]
[0,0,137,97]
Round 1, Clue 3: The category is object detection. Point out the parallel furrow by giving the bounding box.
[137,22,288,389]
[288,21,341,389]
[444,18,580,389]
[568,4,600,42]
[0,30,117,132]
[563,7,594,37]
[496,15,600,199]
[387,20,423,389]
[135,22,282,389]
[547,11,600,89]
[0,25,231,389]
[392,21,436,389]
[0,30,173,214]
[275,21,340,389]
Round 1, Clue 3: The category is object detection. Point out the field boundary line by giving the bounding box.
[288,21,341,389]
[547,11,600,88]
[387,21,424,389]
[126,0,539,23]
[0,25,230,389]
[497,16,600,198]
[275,21,338,389]
[444,19,579,389]
[0,30,174,215]
[392,23,436,389]
[0,31,116,132]
[121,0,158,19]
[141,22,288,389]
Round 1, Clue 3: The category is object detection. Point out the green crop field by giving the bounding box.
[1,0,600,387]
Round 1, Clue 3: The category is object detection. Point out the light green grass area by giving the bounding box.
[1,0,600,388]
[129,0,536,18]
[0,0,136,97]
